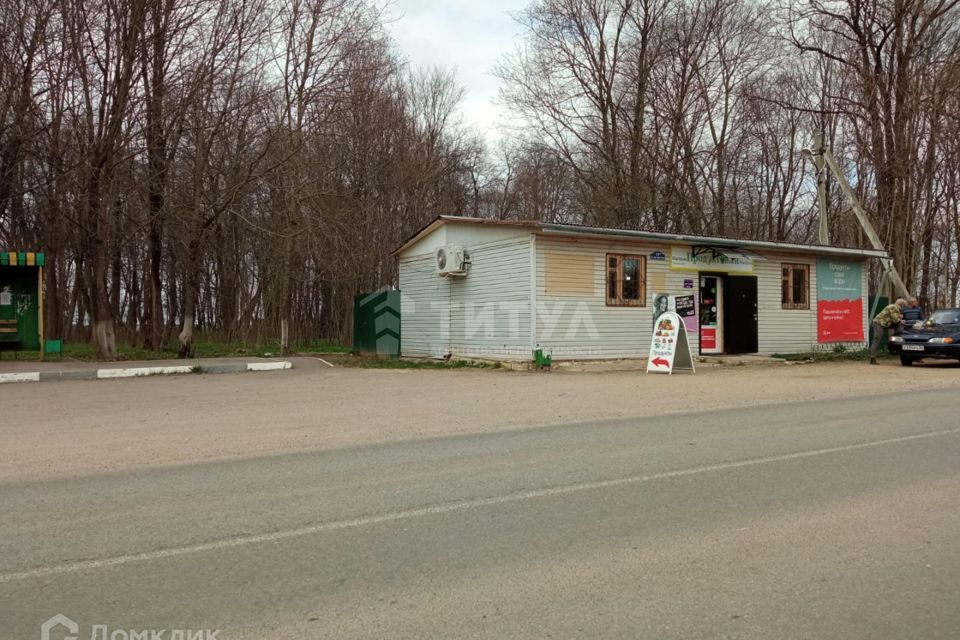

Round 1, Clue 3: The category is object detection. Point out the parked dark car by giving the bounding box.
[889,308,960,366]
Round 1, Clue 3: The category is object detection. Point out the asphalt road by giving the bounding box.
[3,388,960,639]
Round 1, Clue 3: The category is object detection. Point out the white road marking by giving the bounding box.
[2,426,959,584]
[314,358,335,367]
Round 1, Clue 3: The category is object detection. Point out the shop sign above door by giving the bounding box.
[670,245,755,274]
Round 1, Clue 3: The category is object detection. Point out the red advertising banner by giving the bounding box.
[817,260,865,343]
[817,299,864,342]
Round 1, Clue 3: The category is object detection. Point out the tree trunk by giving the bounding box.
[93,316,118,360]
[178,260,197,358]
[178,290,196,358]
[280,318,290,356]
[147,220,164,349]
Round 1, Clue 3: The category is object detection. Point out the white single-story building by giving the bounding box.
[393,216,886,361]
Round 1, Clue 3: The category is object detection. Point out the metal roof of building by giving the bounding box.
[394,216,889,260]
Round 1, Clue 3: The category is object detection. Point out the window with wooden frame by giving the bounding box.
[606,254,646,307]
[782,263,810,309]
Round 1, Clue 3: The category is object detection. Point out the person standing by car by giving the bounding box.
[870,298,908,364]
[901,296,924,327]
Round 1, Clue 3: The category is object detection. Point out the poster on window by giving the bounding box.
[652,293,698,335]
[652,293,670,330]
[673,294,698,335]
[817,260,864,342]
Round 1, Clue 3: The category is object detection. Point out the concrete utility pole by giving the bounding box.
[811,133,830,245]
[802,141,910,300]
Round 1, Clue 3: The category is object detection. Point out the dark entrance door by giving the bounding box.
[722,275,758,354]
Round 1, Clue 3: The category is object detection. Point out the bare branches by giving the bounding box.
[4,0,960,354]
[0,0,482,353]
[493,0,960,305]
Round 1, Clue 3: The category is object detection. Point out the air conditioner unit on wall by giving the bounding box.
[436,245,467,277]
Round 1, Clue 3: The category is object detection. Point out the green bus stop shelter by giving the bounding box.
[0,251,45,358]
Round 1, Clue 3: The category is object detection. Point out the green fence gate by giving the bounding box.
[353,290,401,357]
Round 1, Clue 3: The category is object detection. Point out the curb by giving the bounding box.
[0,361,292,384]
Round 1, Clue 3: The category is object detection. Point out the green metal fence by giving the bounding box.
[353,290,401,357]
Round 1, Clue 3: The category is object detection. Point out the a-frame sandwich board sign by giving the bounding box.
[646,311,696,374]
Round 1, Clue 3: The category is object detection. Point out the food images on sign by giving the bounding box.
[649,316,677,368]
[647,311,696,374]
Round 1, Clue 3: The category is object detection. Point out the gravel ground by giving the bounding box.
[3,356,959,482]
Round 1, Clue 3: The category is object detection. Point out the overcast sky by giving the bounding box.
[384,0,524,142]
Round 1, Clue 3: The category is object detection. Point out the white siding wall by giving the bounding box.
[446,224,531,248]
[447,236,532,359]
[397,224,453,358]
[399,254,451,359]
[756,252,869,353]
[398,225,532,360]
[400,226,447,257]
[401,223,872,361]
[755,253,814,354]
[534,236,688,359]
[535,236,871,359]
